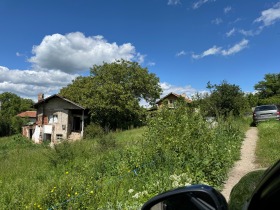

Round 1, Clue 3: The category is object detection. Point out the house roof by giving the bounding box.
[33,94,86,110]
[156,92,192,104]
[17,111,37,118]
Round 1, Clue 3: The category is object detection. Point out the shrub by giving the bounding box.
[47,141,75,167]
[143,103,244,189]
[84,123,104,139]
[96,132,117,151]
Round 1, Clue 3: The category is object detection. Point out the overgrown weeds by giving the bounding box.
[0,105,249,209]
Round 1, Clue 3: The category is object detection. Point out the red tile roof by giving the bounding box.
[17,111,37,118]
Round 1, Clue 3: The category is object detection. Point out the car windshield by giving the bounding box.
[255,105,277,111]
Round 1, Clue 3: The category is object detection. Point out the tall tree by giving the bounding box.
[206,81,249,117]
[0,92,34,136]
[254,73,280,99]
[245,93,259,108]
[60,60,162,130]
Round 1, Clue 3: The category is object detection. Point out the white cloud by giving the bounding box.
[230,18,242,24]
[193,0,216,9]
[16,52,24,57]
[221,39,249,56]
[192,39,249,59]
[254,2,280,27]
[224,6,232,14]
[1,32,146,101]
[231,27,260,38]
[147,62,156,66]
[212,18,223,25]
[230,3,280,38]
[168,0,181,5]
[0,66,78,101]
[226,28,236,37]
[192,46,222,59]
[28,32,142,74]
[176,50,186,56]
[160,82,197,98]
[201,46,222,56]
[239,29,260,37]
[136,53,146,64]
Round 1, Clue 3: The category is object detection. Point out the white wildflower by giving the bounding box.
[132,193,140,199]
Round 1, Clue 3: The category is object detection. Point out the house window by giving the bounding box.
[56,134,63,140]
[169,100,174,108]
[49,114,58,123]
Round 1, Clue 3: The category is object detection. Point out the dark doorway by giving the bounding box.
[29,129,33,139]
[73,117,81,131]
[45,134,51,141]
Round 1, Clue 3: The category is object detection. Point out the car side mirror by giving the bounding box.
[245,159,280,210]
[141,184,228,210]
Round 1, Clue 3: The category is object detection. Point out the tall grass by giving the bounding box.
[0,109,248,209]
[142,106,246,191]
[255,121,280,167]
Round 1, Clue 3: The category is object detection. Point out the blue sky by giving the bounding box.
[1,0,280,103]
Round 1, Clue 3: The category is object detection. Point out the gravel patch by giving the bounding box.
[220,127,259,201]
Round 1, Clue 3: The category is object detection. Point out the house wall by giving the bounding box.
[52,110,69,140]
[157,95,179,108]
[22,126,30,138]
[36,98,73,142]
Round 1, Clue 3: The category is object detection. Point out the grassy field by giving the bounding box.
[0,111,253,209]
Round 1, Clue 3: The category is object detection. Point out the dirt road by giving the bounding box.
[220,127,259,201]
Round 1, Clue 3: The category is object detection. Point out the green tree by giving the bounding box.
[254,73,280,104]
[60,60,162,130]
[58,76,93,107]
[190,92,212,117]
[245,93,259,108]
[0,92,34,136]
[205,81,249,117]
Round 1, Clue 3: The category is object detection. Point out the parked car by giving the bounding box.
[252,104,280,125]
[141,159,280,210]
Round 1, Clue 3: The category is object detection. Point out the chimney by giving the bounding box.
[38,93,44,102]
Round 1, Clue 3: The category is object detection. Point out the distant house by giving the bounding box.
[17,111,37,122]
[156,92,191,109]
[21,93,88,144]
[17,111,37,139]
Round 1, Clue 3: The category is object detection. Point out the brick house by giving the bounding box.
[30,93,87,144]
